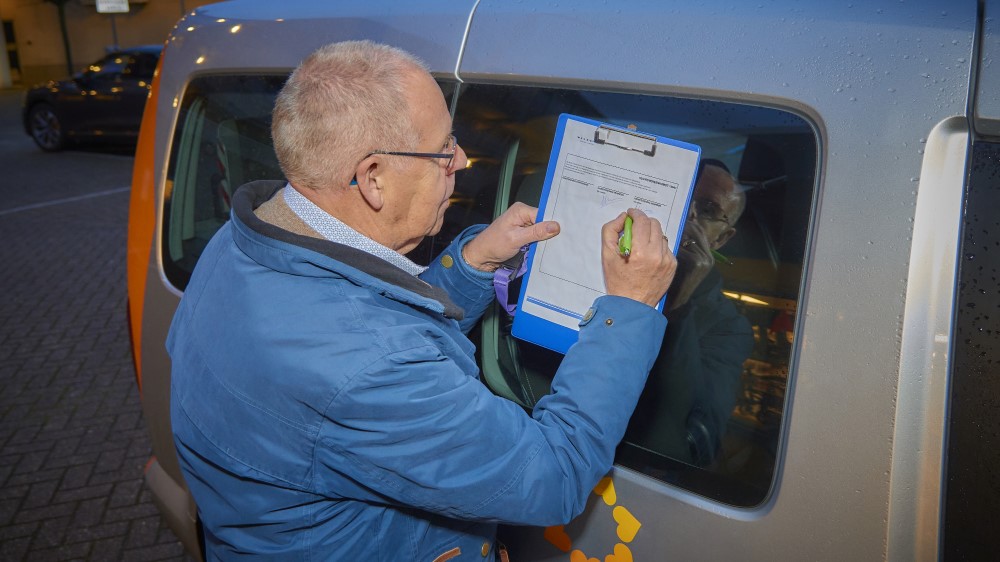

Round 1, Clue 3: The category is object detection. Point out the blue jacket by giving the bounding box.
[168,181,667,560]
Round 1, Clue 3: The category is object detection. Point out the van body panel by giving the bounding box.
[164,0,473,83]
[127,52,165,386]
[145,458,201,558]
[460,1,974,560]
[126,1,993,560]
[139,285,182,477]
[888,116,969,562]
[975,1,1000,136]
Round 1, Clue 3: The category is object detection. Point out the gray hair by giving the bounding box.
[272,41,427,191]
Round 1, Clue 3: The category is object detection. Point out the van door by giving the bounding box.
[454,1,978,560]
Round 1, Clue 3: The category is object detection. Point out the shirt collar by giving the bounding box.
[282,183,428,276]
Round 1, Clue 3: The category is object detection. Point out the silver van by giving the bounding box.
[126,1,1000,559]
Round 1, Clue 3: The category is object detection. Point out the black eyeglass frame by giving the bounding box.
[365,134,459,171]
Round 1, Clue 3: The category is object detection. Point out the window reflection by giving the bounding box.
[443,84,816,507]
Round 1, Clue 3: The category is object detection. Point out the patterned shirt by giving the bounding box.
[282,183,427,276]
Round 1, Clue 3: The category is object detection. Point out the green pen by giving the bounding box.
[618,215,633,257]
[712,249,732,265]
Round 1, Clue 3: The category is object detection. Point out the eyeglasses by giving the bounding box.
[366,134,461,174]
[691,198,732,225]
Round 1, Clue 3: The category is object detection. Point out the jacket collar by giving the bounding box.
[230,180,464,320]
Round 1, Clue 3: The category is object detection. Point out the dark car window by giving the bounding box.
[125,53,158,81]
[442,83,817,507]
[85,54,130,79]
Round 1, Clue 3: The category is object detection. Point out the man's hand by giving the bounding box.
[601,209,677,308]
[462,202,560,272]
[667,220,715,310]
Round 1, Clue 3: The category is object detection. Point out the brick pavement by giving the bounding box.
[0,91,193,561]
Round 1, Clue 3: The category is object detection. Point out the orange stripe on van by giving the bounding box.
[127,50,165,392]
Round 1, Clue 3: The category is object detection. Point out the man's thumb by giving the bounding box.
[533,220,560,242]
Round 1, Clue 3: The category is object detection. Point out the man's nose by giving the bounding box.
[449,145,469,175]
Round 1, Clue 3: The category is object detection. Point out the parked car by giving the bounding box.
[127,1,1000,560]
[22,45,161,151]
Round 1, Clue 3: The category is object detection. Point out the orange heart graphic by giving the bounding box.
[570,550,600,562]
[593,476,616,506]
[612,506,641,543]
[604,543,633,562]
[544,525,572,553]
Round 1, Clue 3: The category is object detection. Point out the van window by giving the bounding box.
[446,83,817,507]
[161,75,287,289]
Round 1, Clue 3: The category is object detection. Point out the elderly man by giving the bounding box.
[167,41,676,560]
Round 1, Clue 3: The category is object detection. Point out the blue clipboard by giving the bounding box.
[511,114,701,354]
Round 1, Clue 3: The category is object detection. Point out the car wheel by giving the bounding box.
[28,103,65,151]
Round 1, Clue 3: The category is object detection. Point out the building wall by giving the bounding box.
[0,0,219,86]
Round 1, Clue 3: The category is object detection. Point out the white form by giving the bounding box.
[520,117,700,333]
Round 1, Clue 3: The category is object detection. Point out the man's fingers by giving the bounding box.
[647,218,664,245]
[507,202,539,225]
[516,220,560,246]
[602,212,629,247]
[625,209,665,256]
[628,209,653,244]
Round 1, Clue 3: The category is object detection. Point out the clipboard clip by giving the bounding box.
[594,125,657,156]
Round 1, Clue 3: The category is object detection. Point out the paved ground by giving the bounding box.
[0,88,193,561]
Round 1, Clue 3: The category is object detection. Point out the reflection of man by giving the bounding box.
[167,41,677,560]
[628,159,754,466]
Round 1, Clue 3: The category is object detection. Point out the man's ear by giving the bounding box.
[353,155,384,211]
[711,226,737,250]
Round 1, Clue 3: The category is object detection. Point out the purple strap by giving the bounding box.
[493,246,529,316]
